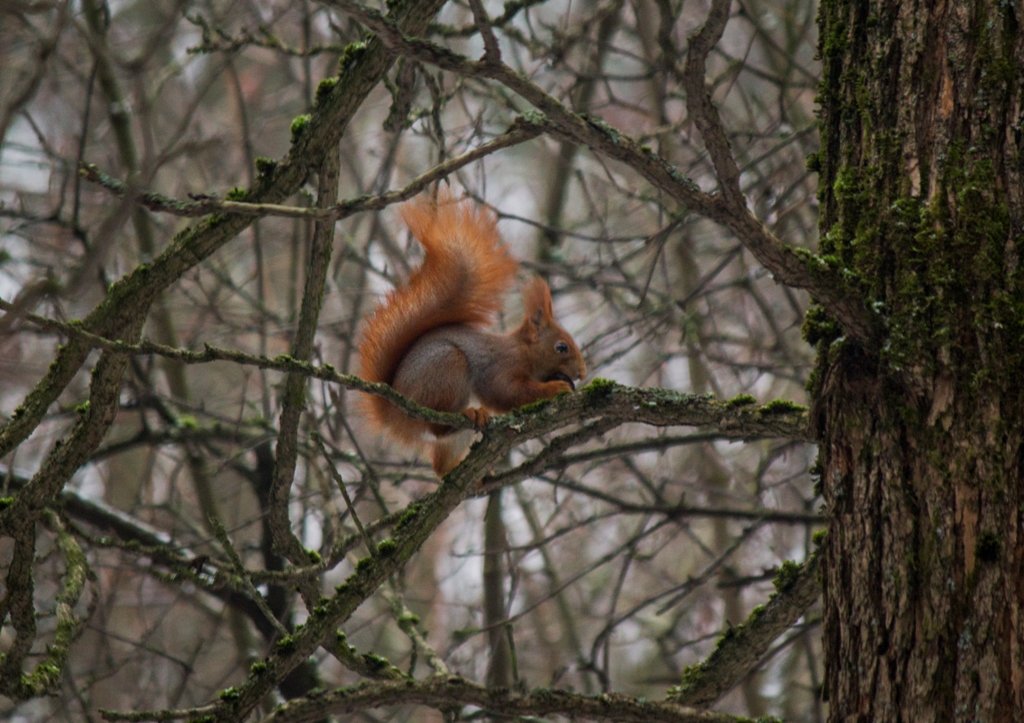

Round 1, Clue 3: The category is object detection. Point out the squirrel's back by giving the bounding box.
[357,194,519,439]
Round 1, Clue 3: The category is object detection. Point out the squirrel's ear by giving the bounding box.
[522,277,554,326]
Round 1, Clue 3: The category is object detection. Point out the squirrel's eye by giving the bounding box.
[555,341,569,354]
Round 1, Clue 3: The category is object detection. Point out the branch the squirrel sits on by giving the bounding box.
[357,192,586,476]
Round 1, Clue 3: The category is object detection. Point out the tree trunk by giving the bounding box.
[814,1,1024,719]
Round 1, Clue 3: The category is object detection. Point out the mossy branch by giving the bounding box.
[668,551,822,706]
[0,513,89,700]
[0,305,813,444]
[93,378,809,721]
[107,675,743,723]
[259,676,743,723]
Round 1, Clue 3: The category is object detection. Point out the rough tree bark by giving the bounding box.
[814,1,1024,719]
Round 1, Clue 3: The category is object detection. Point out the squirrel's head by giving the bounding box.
[516,277,586,388]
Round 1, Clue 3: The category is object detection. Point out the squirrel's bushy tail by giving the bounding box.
[357,193,518,440]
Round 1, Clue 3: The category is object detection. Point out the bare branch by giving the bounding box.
[77,117,542,220]
[683,0,742,206]
[466,0,501,63]
[269,147,340,570]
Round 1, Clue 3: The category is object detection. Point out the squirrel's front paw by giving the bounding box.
[544,372,576,392]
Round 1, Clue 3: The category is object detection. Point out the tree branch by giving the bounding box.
[85,380,808,720]
[77,117,542,220]
[0,512,88,699]
[683,0,742,207]
[1,302,812,444]
[269,147,340,571]
[669,551,822,706]
[106,675,745,723]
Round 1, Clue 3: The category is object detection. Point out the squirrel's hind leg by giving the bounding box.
[430,430,476,476]
[392,337,485,434]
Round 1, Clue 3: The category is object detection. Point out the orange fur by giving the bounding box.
[357,194,518,443]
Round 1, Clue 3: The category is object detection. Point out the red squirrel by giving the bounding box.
[357,193,586,476]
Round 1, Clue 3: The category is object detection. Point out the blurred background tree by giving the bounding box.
[1,1,825,720]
